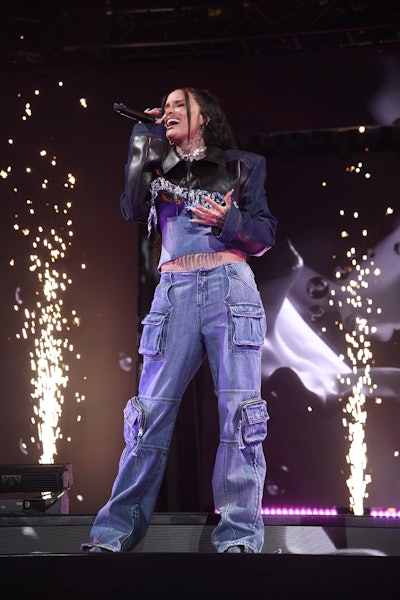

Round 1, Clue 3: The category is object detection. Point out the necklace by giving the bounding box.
[176,145,207,162]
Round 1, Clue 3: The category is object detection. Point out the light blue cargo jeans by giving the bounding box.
[82,261,269,553]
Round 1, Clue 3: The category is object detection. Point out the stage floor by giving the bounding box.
[1,512,399,598]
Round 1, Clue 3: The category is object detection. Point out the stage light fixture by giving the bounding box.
[0,464,72,494]
[0,464,73,514]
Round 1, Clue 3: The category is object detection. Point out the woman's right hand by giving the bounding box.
[145,107,163,124]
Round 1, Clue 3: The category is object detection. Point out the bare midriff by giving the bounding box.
[160,249,246,272]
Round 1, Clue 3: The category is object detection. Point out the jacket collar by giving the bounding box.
[162,145,227,173]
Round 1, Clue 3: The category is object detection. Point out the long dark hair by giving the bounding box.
[161,87,237,150]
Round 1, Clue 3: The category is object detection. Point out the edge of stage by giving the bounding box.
[1,512,399,598]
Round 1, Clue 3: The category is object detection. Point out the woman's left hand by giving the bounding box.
[191,190,232,228]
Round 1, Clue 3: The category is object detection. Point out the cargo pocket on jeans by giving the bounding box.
[138,310,169,360]
[229,304,266,353]
[238,398,269,449]
[124,397,146,454]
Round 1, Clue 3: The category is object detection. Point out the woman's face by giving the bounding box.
[163,89,205,146]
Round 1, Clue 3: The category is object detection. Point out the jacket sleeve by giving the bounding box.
[120,122,166,222]
[217,150,278,256]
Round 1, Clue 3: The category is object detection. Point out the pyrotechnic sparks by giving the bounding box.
[333,159,386,515]
[340,305,373,516]
[4,83,87,465]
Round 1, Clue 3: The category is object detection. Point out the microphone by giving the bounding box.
[113,102,157,123]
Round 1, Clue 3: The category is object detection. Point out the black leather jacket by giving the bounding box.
[120,122,277,256]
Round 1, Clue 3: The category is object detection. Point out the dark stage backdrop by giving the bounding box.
[0,50,399,515]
